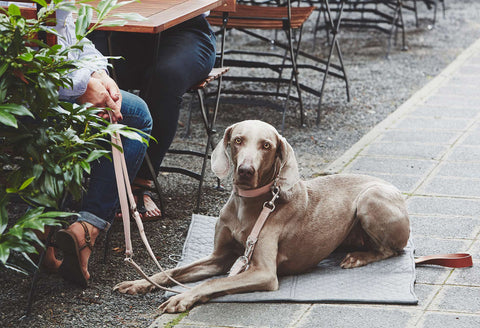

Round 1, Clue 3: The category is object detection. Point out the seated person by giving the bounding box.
[90,13,217,220]
[35,8,153,287]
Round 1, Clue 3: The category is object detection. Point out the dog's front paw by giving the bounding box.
[113,279,155,295]
[159,292,198,313]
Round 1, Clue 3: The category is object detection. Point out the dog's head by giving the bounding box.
[211,120,299,191]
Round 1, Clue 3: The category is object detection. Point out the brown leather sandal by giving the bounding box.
[56,221,93,288]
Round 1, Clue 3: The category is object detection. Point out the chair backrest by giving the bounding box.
[209,0,314,30]
[0,0,57,46]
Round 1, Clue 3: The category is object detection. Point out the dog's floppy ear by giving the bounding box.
[211,123,236,179]
[276,135,300,191]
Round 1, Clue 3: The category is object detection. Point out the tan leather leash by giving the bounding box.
[415,253,473,268]
[229,181,280,276]
[109,113,189,293]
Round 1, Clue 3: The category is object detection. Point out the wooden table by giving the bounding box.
[91,0,229,34]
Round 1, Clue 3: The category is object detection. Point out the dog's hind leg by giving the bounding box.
[340,184,410,269]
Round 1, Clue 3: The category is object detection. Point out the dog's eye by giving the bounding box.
[263,142,271,150]
[234,137,242,145]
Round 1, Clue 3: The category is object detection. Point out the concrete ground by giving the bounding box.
[150,36,480,328]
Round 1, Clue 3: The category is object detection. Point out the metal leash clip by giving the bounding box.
[263,185,280,212]
[228,255,249,276]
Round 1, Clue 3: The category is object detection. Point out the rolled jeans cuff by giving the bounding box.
[78,211,111,231]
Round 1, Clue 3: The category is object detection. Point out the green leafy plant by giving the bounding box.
[0,0,146,274]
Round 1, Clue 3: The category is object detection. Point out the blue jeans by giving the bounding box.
[91,15,217,178]
[78,90,152,230]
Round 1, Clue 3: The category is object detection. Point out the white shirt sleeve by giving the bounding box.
[55,10,108,101]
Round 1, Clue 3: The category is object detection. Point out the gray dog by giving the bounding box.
[114,120,410,313]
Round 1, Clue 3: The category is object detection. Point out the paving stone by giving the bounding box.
[346,156,437,176]
[297,304,417,328]
[413,284,442,308]
[410,216,480,239]
[181,303,308,328]
[412,237,470,257]
[457,64,480,75]
[449,74,480,86]
[391,116,472,131]
[407,196,480,217]
[422,95,480,108]
[444,145,480,162]
[430,286,480,313]
[422,177,480,198]
[461,129,480,146]
[410,105,480,118]
[447,260,480,286]
[470,241,480,259]
[419,312,480,328]
[410,104,480,118]
[435,85,480,98]
[434,162,480,178]
[379,129,459,144]
[363,142,447,160]
[415,266,452,285]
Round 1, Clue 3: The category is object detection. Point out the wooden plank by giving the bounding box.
[86,0,226,34]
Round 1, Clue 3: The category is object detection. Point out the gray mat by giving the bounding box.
[167,214,418,304]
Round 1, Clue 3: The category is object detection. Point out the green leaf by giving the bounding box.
[7,4,21,17]
[32,0,48,8]
[76,5,93,39]
[27,193,57,208]
[0,111,17,128]
[86,149,109,162]
[112,12,146,21]
[0,103,34,118]
[79,160,91,174]
[0,195,8,235]
[18,52,34,62]
[98,20,127,28]
[19,176,35,191]
[0,243,10,265]
[38,211,76,219]
[0,62,8,78]
[97,0,118,21]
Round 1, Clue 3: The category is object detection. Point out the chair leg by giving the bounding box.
[24,227,56,317]
[103,226,111,264]
[194,68,223,211]
[144,153,165,217]
[316,0,348,125]
[183,93,196,138]
[283,25,305,130]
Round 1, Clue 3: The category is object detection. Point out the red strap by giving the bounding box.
[415,253,473,268]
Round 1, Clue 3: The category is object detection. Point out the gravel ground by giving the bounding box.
[2,1,480,327]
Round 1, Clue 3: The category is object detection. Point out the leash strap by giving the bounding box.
[229,185,280,276]
[415,253,473,268]
[109,113,189,292]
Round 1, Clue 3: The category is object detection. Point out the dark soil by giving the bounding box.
[2,1,480,327]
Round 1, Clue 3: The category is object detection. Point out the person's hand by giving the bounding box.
[91,70,122,113]
[77,70,123,122]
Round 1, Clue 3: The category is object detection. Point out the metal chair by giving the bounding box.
[403,0,445,27]
[312,1,407,56]
[207,0,350,129]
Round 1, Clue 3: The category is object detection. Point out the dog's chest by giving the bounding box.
[229,215,256,245]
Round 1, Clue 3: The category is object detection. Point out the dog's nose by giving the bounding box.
[238,164,254,178]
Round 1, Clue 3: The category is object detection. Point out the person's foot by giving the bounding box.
[133,178,162,221]
[56,221,99,287]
